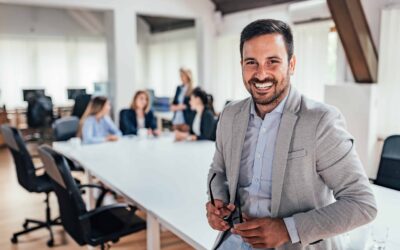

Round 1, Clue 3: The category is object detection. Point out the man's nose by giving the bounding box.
[254,65,270,80]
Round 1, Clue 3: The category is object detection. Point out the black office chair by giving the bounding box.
[38,145,146,250]
[374,135,400,191]
[0,125,61,247]
[53,116,80,141]
[71,94,91,119]
[52,116,85,172]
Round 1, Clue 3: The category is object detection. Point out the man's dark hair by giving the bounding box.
[240,19,294,61]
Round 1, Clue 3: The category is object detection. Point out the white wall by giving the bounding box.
[361,0,400,51]
[0,0,216,118]
[0,4,108,107]
[376,6,400,137]
[216,3,291,36]
[136,20,198,98]
[0,3,104,37]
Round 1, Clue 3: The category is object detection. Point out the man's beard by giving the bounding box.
[248,73,290,105]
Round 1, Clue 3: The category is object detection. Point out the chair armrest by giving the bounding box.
[79,184,117,208]
[79,203,135,221]
[79,184,107,191]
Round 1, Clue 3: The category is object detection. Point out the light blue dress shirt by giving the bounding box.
[82,115,122,144]
[219,93,299,250]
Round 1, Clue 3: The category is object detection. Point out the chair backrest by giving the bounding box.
[71,94,91,119]
[375,135,400,191]
[27,95,54,128]
[53,116,80,141]
[1,125,39,192]
[38,145,88,245]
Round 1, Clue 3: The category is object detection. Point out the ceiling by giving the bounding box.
[211,0,308,15]
[139,0,310,33]
[138,15,195,33]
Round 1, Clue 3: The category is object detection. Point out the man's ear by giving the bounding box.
[289,55,296,75]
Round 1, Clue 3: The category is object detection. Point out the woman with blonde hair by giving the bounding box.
[80,96,122,144]
[119,90,158,136]
[170,68,195,131]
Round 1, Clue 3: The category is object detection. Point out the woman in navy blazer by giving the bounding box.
[175,87,216,141]
[119,90,158,136]
[170,68,195,130]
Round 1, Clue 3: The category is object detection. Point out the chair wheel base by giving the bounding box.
[11,236,18,244]
[47,239,54,247]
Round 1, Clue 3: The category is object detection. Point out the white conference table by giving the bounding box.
[54,135,218,250]
[53,135,400,250]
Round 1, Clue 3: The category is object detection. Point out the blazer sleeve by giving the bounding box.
[119,109,137,135]
[197,110,216,141]
[146,110,157,130]
[207,108,229,203]
[172,86,180,105]
[292,108,377,245]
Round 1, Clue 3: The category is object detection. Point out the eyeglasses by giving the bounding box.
[209,173,243,228]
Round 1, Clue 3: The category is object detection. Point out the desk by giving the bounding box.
[53,136,400,250]
[54,135,218,250]
[349,185,400,250]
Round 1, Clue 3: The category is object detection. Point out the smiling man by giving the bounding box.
[206,19,377,250]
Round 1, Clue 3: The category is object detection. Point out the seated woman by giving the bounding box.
[119,90,159,136]
[175,87,216,141]
[80,96,122,144]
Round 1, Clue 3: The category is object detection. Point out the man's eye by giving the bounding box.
[246,61,256,65]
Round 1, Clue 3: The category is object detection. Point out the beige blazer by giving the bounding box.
[207,86,377,250]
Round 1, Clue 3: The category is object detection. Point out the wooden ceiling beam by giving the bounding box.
[327,0,378,83]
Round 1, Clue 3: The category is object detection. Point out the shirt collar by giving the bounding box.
[250,91,289,117]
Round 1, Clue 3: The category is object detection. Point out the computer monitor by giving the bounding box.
[153,97,170,112]
[23,89,45,102]
[67,88,87,100]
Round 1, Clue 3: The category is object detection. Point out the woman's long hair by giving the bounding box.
[180,68,193,96]
[77,96,108,137]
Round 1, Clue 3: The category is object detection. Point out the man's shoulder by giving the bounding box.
[221,98,251,117]
[299,95,341,121]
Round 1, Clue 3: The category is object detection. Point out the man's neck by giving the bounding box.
[255,88,289,119]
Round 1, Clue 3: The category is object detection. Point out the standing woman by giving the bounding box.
[170,68,194,131]
[175,87,216,141]
[119,90,159,136]
[80,96,122,144]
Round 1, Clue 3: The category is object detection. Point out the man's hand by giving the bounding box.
[231,215,290,248]
[206,200,235,231]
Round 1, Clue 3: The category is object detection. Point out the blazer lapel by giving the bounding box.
[270,113,298,216]
[229,98,251,203]
[271,86,301,217]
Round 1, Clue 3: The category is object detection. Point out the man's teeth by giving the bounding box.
[255,83,273,89]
